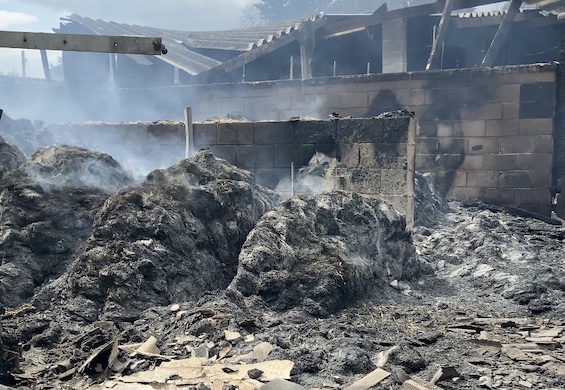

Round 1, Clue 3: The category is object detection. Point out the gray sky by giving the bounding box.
[0,0,258,78]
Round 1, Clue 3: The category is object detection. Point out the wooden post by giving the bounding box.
[406,117,417,230]
[426,0,454,70]
[40,49,51,81]
[480,0,522,68]
[184,107,193,159]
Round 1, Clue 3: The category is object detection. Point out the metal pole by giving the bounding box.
[290,55,294,80]
[291,162,294,197]
[242,63,246,82]
[184,107,193,159]
[333,61,337,77]
[21,50,26,78]
[367,61,370,75]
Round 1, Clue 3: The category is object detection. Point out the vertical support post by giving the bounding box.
[367,62,371,75]
[333,61,337,77]
[184,107,193,159]
[108,53,115,85]
[406,118,417,230]
[289,55,294,80]
[291,162,295,198]
[174,66,179,85]
[242,63,246,82]
[426,0,454,70]
[298,20,317,80]
[480,0,522,68]
[21,50,26,78]
[40,49,51,81]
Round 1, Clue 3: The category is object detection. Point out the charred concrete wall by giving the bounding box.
[9,63,557,215]
[47,117,416,225]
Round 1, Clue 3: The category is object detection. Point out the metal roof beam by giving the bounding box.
[319,0,504,40]
[0,31,165,55]
[426,0,454,70]
[480,0,522,67]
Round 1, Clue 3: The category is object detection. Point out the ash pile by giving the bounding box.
[1,119,565,390]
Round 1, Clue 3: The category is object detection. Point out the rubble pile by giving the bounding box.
[1,130,565,389]
[0,136,25,180]
[230,191,420,315]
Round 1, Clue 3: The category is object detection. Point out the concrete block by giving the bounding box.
[380,80,411,91]
[499,170,551,188]
[321,93,341,111]
[467,137,500,154]
[290,94,319,110]
[217,97,245,114]
[267,95,291,111]
[434,154,466,170]
[518,118,553,136]
[255,121,295,144]
[380,169,406,195]
[500,136,535,153]
[363,143,408,169]
[340,143,360,167]
[193,123,217,146]
[416,138,438,154]
[534,135,553,153]
[485,120,519,137]
[344,168,381,194]
[460,103,503,120]
[416,154,437,170]
[514,188,552,205]
[520,82,556,102]
[460,155,484,170]
[438,138,466,154]
[502,102,520,119]
[517,153,553,170]
[395,89,426,106]
[341,92,369,109]
[482,188,515,204]
[382,117,411,142]
[208,145,236,164]
[493,84,521,103]
[436,122,454,137]
[353,81,380,92]
[217,122,254,145]
[434,170,467,187]
[483,154,517,171]
[337,118,384,143]
[296,120,337,144]
[326,83,355,94]
[448,186,481,200]
[466,170,499,187]
[274,143,316,168]
[380,195,407,214]
[456,120,486,137]
[416,121,438,138]
[519,100,555,119]
[236,145,274,169]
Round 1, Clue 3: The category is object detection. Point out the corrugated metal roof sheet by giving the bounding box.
[60,13,324,76]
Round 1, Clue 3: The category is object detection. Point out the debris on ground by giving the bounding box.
[2,120,565,390]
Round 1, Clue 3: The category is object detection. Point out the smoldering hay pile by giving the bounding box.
[0,140,426,389]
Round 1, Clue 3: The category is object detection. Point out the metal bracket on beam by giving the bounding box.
[0,31,166,55]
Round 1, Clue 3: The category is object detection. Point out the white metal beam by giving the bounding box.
[0,31,165,55]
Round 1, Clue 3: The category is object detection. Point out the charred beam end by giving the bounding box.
[480,0,522,68]
[0,31,165,55]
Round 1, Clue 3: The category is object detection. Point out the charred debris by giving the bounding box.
[1,112,565,390]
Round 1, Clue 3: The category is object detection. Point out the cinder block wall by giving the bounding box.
[181,64,555,215]
[47,117,415,225]
[47,63,556,215]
